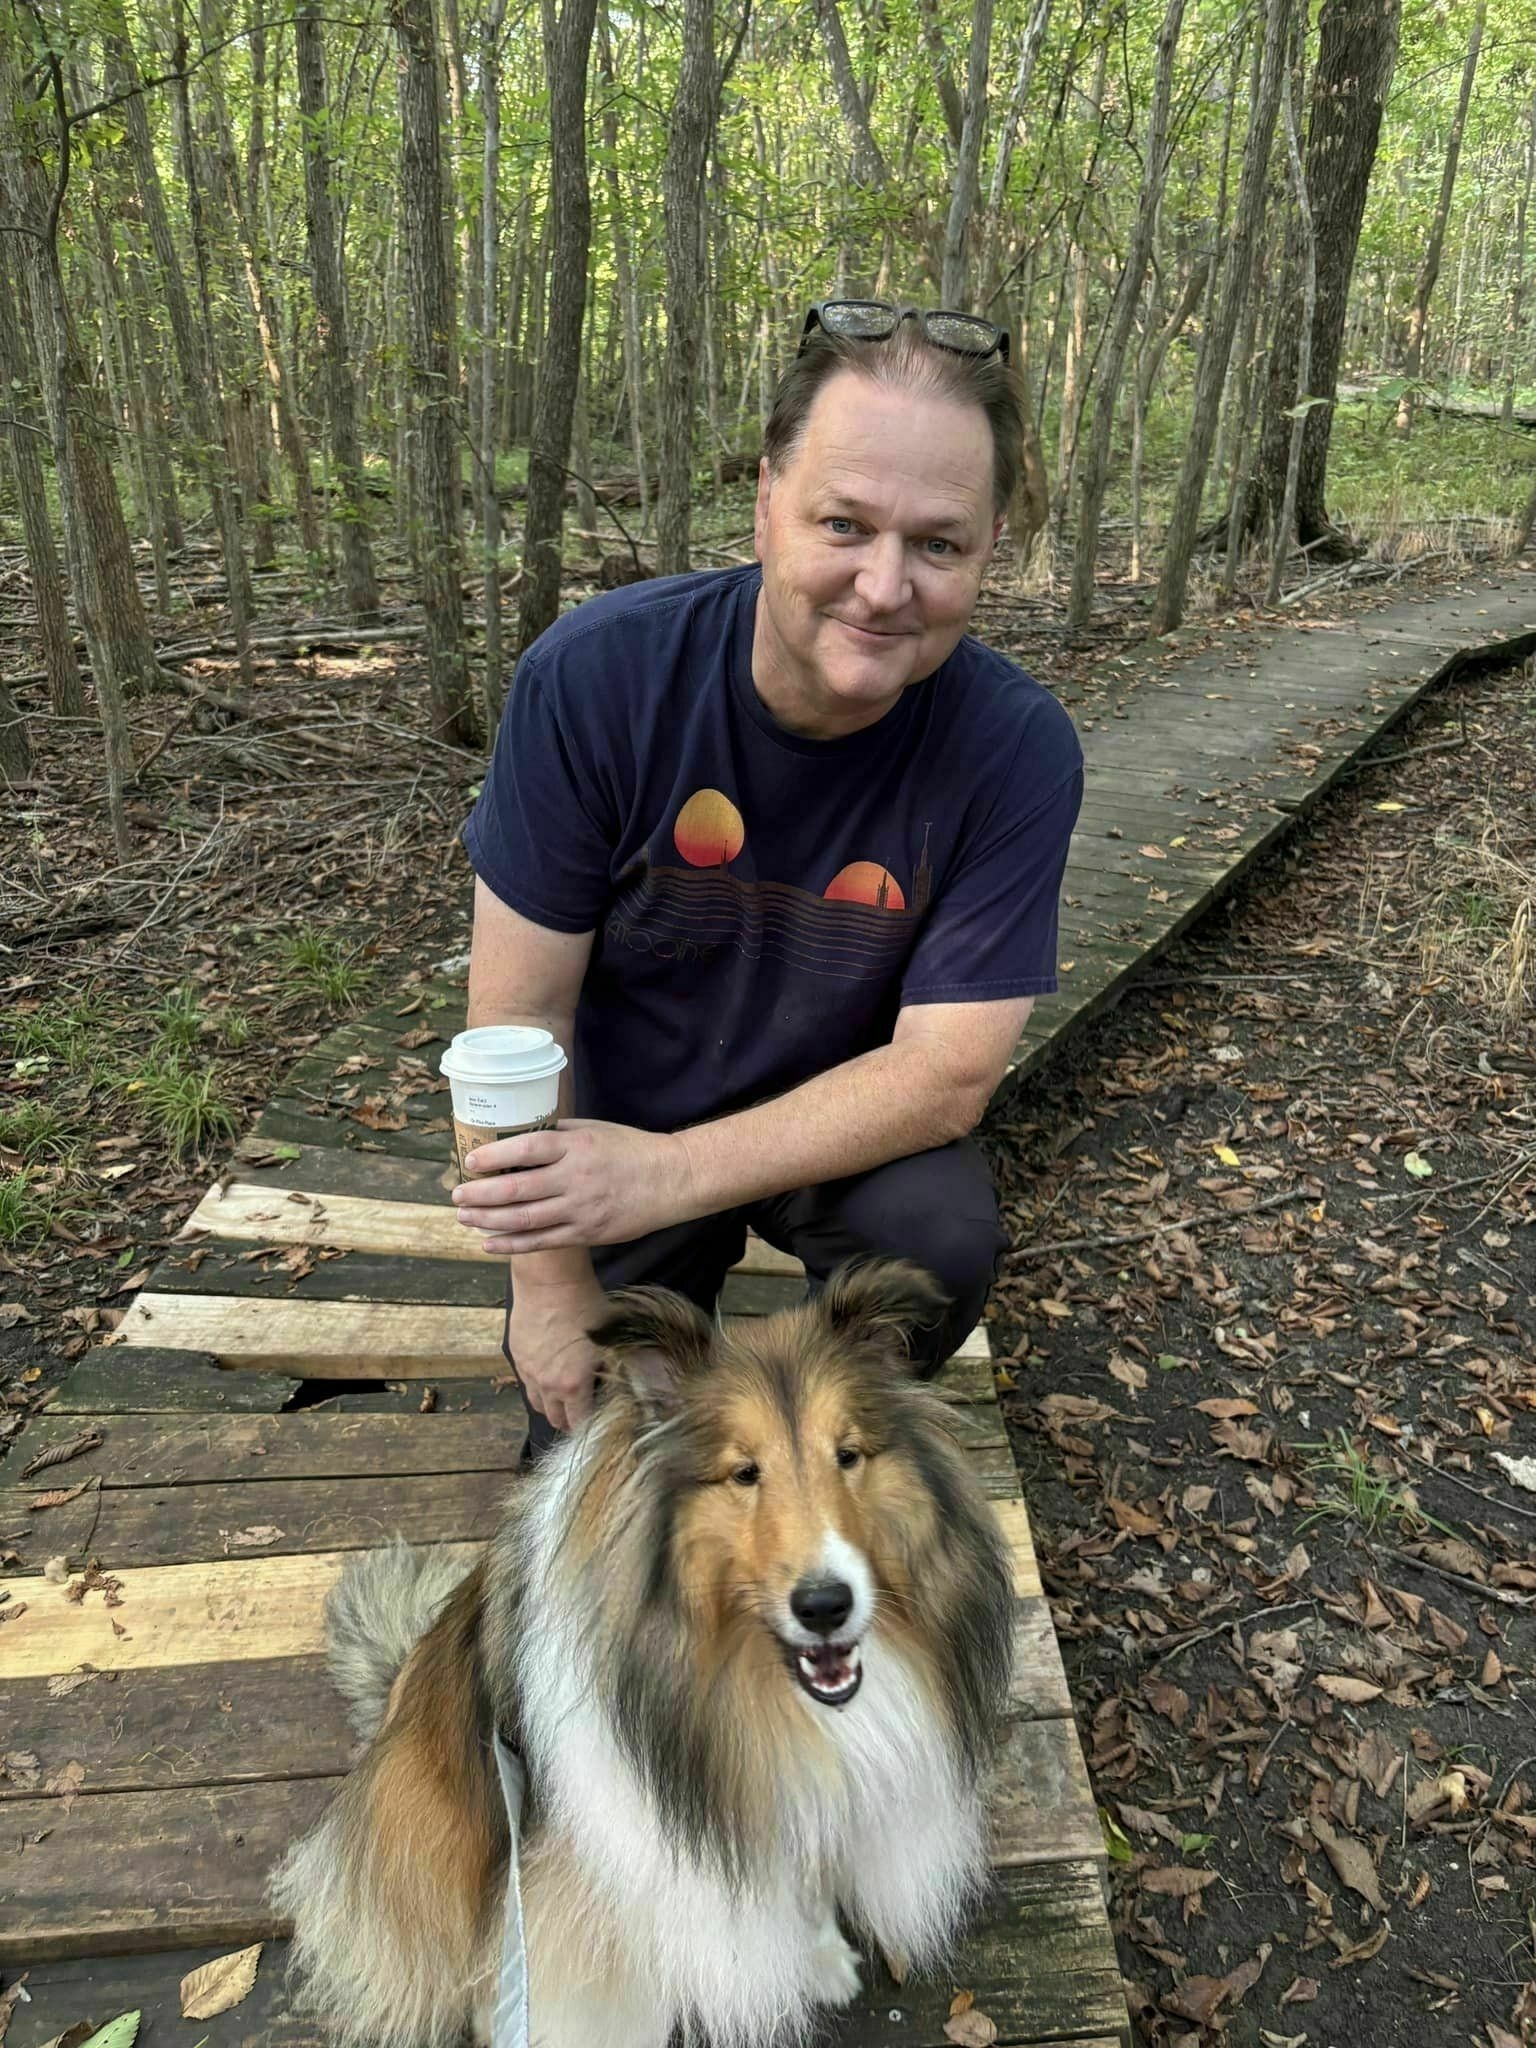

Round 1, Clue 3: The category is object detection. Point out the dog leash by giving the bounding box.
[491,1731,531,2048]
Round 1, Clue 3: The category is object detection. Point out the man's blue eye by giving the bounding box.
[827,517,855,535]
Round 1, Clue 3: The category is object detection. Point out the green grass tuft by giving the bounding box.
[131,1059,239,1156]
[0,1170,51,1246]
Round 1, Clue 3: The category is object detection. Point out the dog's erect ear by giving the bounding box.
[820,1258,949,1371]
[589,1286,715,1415]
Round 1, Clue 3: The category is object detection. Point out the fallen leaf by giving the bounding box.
[180,1943,262,2021]
[28,1479,97,1512]
[1108,1353,1147,1394]
[1110,1498,1163,1536]
[1213,1143,1242,1167]
[0,1304,37,1329]
[227,1525,284,1549]
[74,2017,141,2048]
[942,2013,997,2047]
[1493,1452,1536,1494]
[1482,1648,1503,1687]
[1139,844,1167,859]
[0,1974,28,2045]
[47,1669,96,1700]
[1195,1398,1260,1419]
[1280,1975,1320,2006]
[1328,1920,1390,1968]
[20,1427,104,1480]
[1212,1417,1272,1461]
[1403,1150,1433,1177]
[1145,1677,1190,1727]
[1315,1674,1384,1704]
[1309,1812,1386,1912]
[1140,1865,1217,1897]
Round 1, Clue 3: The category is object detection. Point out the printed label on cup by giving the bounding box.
[452,1112,556,1182]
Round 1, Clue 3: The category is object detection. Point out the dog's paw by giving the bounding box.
[809,1922,862,2008]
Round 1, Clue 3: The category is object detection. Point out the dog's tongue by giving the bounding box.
[797,1642,862,1704]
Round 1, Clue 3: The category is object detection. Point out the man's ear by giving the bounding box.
[820,1258,949,1371]
[589,1287,715,1416]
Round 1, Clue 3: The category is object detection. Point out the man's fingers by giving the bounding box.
[453,1165,565,1212]
[461,1129,566,1176]
[479,1227,578,1255]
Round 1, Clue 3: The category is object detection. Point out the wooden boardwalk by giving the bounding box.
[4,568,1535,2048]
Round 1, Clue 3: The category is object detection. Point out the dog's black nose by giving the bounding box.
[791,1578,854,1637]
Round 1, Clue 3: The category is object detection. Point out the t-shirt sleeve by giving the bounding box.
[460,652,616,933]
[899,740,1083,1005]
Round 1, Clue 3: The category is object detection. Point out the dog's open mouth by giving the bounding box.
[787,1640,863,1706]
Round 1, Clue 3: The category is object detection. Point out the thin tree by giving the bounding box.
[656,0,749,576]
[1150,0,1290,636]
[0,30,147,854]
[1396,0,1486,433]
[516,0,600,652]
[939,0,995,308]
[391,0,472,737]
[1067,0,1185,628]
[817,0,886,191]
[296,0,380,618]
[1502,94,1536,427]
[0,240,83,715]
[478,0,507,726]
[1266,60,1316,604]
[1252,0,1401,548]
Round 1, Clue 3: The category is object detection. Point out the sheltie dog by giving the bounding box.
[271,1259,1014,2048]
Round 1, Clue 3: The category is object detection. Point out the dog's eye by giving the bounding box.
[730,1462,760,1488]
[835,1446,862,1470]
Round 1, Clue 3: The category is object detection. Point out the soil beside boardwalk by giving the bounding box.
[987,649,1536,2046]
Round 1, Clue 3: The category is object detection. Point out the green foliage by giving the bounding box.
[128,1058,240,1157]
[0,1170,52,1247]
[277,926,371,1010]
[0,1100,72,1163]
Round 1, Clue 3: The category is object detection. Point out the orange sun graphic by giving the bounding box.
[824,862,906,911]
[674,788,746,867]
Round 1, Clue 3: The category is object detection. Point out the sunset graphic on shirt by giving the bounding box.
[673,788,746,866]
[606,789,932,981]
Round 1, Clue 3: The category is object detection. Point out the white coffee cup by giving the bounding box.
[440,1026,567,1180]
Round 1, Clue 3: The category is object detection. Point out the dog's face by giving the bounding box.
[590,1261,977,1711]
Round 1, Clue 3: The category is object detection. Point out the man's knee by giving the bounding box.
[836,1144,1006,1304]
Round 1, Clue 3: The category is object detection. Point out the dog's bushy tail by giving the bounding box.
[325,1538,475,1741]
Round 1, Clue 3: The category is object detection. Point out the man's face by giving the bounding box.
[752,369,1001,738]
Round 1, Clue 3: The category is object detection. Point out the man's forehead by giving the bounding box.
[789,373,993,513]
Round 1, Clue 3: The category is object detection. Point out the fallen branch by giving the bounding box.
[1381,1543,1534,1610]
[1002,1183,1308,1266]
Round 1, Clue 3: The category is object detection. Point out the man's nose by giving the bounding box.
[855,533,911,612]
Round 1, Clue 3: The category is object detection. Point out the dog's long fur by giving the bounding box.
[271,1259,1014,2048]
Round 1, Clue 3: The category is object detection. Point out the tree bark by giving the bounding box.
[655,0,742,575]
[817,0,886,190]
[0,678,29,782]
[392,0,470,732]
[1253,0,1401,544]
[1266,61,1316,603]
[480,0,507,729]
[1503,96,1536,426]
[599,4,649,527]
[1150,0,1290,636]
[1396,0,1485,432]
[297,0,381,618]
[1067,0,1185,628]
[0,243,82,715]
[940,0,995,307]
[516,0,599,648]
[0,33,145,853]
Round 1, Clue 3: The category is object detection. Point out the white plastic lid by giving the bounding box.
[439,1025,568,1085]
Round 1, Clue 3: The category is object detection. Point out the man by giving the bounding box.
[453,301,1082,1460]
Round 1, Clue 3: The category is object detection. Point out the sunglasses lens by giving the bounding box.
[925,311,1000,356]
[819,300,897,340]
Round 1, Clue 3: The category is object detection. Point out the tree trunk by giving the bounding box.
[297,0,381,618]
[599,5,649,526]
[0,34,146,854]
[1253,0,1401,544]
[392,0,471,733]
[1503,96,1536,426]
[167,7,257,687]
[817,0,886,190]
[0,679,30,782]
[656,0,734,576]
[480,0,507,729]
[103,0,253,668]
[1396,0,1485,432]
[1266,61,1317,604]
[1150,0,1290,636]
[0,241,82,715]
[516,0,599,649]
[1067,0,1185,628]
[1054,34,1109,530]
[940,0,995,308]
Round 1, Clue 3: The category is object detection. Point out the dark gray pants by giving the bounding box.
[501,1138,1007,1462]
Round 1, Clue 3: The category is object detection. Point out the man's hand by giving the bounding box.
[453,1120,697,1253]
[506,1271,611,1433]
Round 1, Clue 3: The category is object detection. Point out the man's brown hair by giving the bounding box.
[762,317,1025,519]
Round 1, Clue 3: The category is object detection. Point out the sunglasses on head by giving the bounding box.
[798,299,1010,365]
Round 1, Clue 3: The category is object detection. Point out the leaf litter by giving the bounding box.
[988,657,1536,2046]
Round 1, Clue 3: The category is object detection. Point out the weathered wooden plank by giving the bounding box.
[0,1495,1030,1678]
[0,1545,478,1679]
[40,1348,298,1415]
[7,1411,527,1490]
[3,1469,512,1573]
[0,1777,336,1963]
[988,1715,1102,1872]
[6,1862,1130,2045]
[0,1654,352,1800]
[1011,1596,1073,1721]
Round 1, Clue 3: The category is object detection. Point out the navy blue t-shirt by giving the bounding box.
[463,565,1082,1132]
